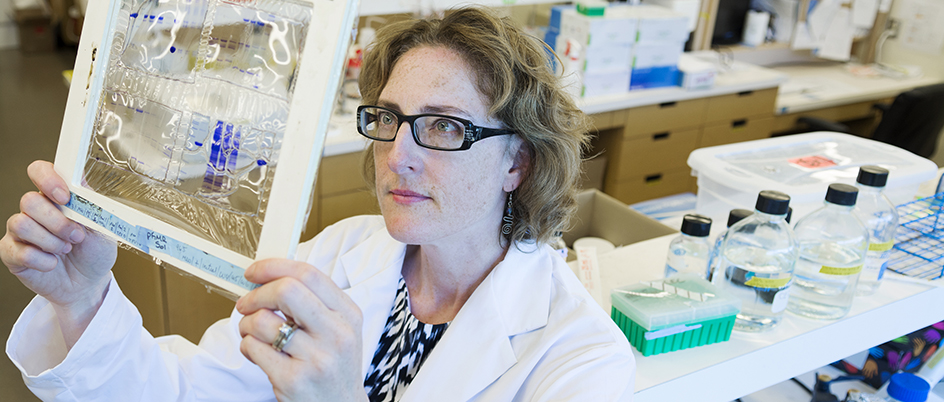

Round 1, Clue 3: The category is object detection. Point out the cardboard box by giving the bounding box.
[551,35,632,74]
[632,41,684,69]
[677,54,717,90]
[557,7,638,47]
[581,69,632,98]
[582,43,633,73]
[609,3,690,43]
[14,8,55,53]
[561,68,631,99]
[563,189,677,249]
[642,0,701,32]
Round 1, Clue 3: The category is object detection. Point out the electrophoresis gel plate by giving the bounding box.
[54,0,359,298]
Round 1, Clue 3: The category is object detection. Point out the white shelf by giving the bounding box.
[358,0,556,16]
[581,234,944,402]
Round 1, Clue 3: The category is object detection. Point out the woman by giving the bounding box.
[3,7,635,401]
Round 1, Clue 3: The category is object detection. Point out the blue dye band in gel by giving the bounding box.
[65,193,257,291]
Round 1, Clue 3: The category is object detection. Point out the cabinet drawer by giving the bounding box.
[320,189,378,229]
[623,98,707,137]
[590,110,626,131]
[699,116,773,148]
[606,168,695,205]
[320,152,368,195]
[704,88,777,124]
[611,128,700,179]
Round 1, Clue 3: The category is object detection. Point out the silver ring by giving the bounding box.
[271,320,298,353]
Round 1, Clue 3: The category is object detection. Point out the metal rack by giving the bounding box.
[887,194,944,281]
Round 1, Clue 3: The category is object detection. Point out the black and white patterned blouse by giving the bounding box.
[363,276,450,402]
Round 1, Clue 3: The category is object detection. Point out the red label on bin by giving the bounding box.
[788,155,836,169]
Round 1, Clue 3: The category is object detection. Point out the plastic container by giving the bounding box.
[854,166,899,296]
[789,183,869,320]
[707,208,753,282]
[610,274,741,356]
[916,341,944,390]
[716,190,798,332]
[664,214,712,278]
[875,372,931,402]
[687,132,937,237]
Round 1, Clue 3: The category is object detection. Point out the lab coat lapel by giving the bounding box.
[337,229,406,378]
[400,244,553,401]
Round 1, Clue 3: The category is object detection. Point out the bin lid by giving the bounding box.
[611,274,741,331]
[686,132,938,203]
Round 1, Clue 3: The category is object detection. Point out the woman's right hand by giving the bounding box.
[1,161,117,347]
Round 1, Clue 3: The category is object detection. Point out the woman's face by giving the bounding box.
[373,46,524,246]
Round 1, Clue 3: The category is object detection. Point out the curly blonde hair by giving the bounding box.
[358,6,592,245]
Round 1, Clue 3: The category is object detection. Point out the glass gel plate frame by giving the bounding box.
[54,0,359,298]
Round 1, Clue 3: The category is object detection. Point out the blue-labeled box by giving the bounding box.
[630,65,679,90]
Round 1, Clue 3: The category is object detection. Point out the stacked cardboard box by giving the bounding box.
[544,3,690,96]
[545,5,636,98]
[615,5,688,90]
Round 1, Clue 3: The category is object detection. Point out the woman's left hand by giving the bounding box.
[237,259,367,402]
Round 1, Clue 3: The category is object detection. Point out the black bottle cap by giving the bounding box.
[785,207,793,224]
[857,165,889,187]
[681,214,712,237]
[825,183,859,206]
[755,190,791,215]
[727,209,753,227]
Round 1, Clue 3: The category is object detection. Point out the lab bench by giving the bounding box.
[572,230,944,402]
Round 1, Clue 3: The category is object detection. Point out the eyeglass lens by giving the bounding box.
[360,107,466,149]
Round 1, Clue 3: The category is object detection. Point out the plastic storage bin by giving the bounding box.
[687,132,937,235]
[610,274,741,356]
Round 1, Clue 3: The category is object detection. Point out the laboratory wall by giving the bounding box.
[882,0,944,167]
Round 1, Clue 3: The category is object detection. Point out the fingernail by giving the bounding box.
[61,243,72,255]
[52,188,70,205]
[235,297,243,311]
[69,229,83,243]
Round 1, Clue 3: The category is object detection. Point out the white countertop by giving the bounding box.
[770,62,943,115]
[325,113,368,157]
[575,233,944,402]
[577,55,787,115]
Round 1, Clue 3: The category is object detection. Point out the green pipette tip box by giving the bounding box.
[610,274,741,356]
[575,1,606,16]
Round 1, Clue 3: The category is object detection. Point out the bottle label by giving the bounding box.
[771,287,790,313]
[864,248,892,280]
[819,264,863,276]
[868,240,894,252]
[744,275,792,289]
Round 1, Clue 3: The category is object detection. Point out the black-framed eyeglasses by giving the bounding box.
[356,105,516,151]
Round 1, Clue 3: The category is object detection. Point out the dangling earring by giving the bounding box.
[501,191,514,236]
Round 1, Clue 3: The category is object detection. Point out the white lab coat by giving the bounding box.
[7,216,635,401]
